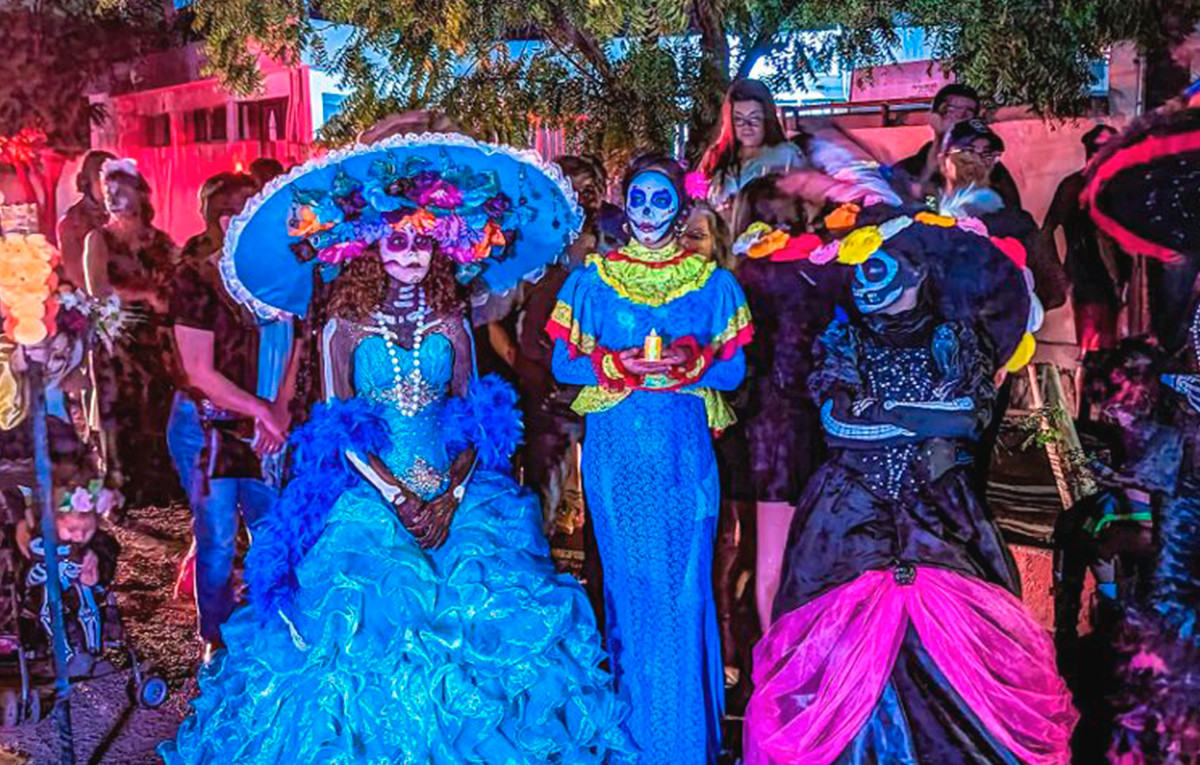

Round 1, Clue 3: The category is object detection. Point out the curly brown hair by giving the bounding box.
[328,246,465,323]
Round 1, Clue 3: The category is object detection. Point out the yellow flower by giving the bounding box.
[837,226,883,265]
[915,212,956,228]
[1005,332,1037,372]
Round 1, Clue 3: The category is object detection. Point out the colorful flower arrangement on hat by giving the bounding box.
[733,222,823,262]
[286,154,527,271]
[813,211,1043,372]
[58,480,123,516]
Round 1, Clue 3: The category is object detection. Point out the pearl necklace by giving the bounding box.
[372,286,438,417]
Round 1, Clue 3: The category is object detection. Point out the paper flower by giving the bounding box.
[991,236,1028,270]
[470,219,507,262]
[956,217,989,237]
[483,193,513,220]
[823,203,861,231]
[879,216,914,240]
[811,240,842,265]
[1005,332,1037,372]
[288,205,334,237]
[317,240,368,265]
[410,172,463,208]
[837,226,883,265]
[733,222,772,258]
[915,212,957,228]
[392,207,438,234]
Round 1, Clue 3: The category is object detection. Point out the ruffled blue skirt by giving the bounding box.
[160,470,634,764]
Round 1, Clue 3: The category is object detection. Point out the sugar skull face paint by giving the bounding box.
[852,249,904,314]
[380,221,435,284]
[625,171,680,247]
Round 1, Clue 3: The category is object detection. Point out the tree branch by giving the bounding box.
[544,3,612,80]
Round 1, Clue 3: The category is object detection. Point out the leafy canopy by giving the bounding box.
[185,0,1200,154]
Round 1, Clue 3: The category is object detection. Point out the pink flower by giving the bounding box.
[1129,649,1167,674]
[684,171,709,200]
[69,487,93,513]
[411,174,463,208]
[317,240,368,265]
[956,217,989,237]
[810,240,842,265]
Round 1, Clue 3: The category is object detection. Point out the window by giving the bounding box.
[189,106,228,143]
[237,98,288,141]
[144,114,171,147]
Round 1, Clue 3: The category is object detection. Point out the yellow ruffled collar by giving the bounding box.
[589,243,716,307]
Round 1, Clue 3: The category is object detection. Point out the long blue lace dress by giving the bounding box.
[160,318,634,764]
[547,243,753,765]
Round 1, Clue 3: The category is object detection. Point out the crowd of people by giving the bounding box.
[0,78,1196,765]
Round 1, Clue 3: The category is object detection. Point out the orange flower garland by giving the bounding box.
[0,234,60,346]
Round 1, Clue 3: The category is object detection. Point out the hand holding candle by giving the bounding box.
[644,329,662,362]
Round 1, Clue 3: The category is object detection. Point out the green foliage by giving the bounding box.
[186,0,1200,158]
[0,0,166,155]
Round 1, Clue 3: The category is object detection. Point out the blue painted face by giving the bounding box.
[626,171,680,246]
[852,250,904,314]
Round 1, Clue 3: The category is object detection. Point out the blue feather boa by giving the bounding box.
[245,374,524,621]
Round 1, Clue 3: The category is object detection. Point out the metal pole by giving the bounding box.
[29,360,75,765]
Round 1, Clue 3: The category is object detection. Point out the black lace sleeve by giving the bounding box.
[808,318,864,405]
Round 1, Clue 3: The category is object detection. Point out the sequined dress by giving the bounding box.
[161,323,634,764]
[548,242,753,765]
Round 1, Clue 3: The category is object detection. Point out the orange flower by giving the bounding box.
[915,212,956,228]
[471,219,507,261]
[393,207,438,234]
[747,229,791,259]
[287,206,333,237]
[824,203,861,231]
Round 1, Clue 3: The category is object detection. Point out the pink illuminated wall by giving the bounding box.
[89,61,318,244]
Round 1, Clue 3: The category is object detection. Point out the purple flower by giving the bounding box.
[335,190,368,219]
[69,487,93,513]
[317,240,368,265]
[483,193,512,219]
[58,307,90,336]
[409,172,463,209]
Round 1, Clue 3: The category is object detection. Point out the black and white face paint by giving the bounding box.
[625,171,680,248]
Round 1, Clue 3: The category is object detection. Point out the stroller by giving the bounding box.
[0,487,168,726]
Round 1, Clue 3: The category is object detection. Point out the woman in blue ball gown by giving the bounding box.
[160,140,634,764]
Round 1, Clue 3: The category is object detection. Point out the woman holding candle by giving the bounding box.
[548,154,752,764]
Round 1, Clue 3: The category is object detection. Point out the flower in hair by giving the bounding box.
[837,226,883,265]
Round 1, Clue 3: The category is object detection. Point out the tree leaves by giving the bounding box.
[0,0,166,155]
[184,0,1200,160]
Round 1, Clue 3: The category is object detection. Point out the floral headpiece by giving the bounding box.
[733,223,823,262]
[286,155,520,273]
[58,480,122,516]
[815,208,1043,373]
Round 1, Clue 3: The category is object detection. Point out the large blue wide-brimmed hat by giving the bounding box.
[221,133,583,321]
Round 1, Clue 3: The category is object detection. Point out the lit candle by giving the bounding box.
[643,329,662,362]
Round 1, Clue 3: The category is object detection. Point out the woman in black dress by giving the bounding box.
[83,159,177,505]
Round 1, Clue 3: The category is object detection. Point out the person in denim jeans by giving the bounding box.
[169,172,301,659]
